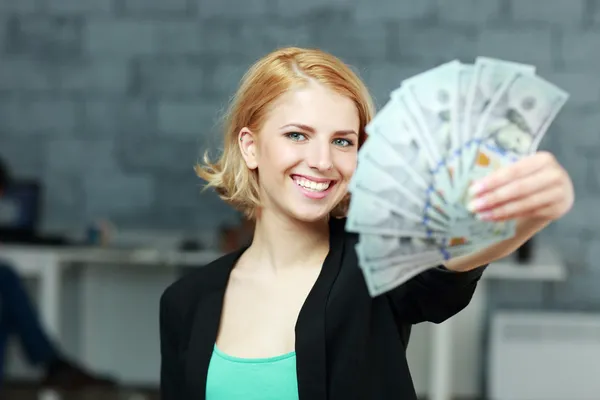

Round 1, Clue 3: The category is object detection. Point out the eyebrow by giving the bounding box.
[280,123,358,137]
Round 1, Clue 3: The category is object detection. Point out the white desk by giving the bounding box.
[0,245,221,338]
[1,242,566,397]
[428,244,567,400]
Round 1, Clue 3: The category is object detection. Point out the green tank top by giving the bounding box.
[206,344,300,399]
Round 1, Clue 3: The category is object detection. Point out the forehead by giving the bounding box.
[264,83,359,131]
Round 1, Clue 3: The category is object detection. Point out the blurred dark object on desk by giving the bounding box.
[516,237,534,263]
[219,218,254,253]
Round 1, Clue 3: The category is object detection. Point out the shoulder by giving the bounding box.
[159,248,244,320]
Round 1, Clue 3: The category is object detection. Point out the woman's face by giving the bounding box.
[240,82,360,223]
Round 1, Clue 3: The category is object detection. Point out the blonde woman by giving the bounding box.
[159,47,573,400]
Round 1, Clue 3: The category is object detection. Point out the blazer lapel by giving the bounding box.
[295,218,345,400]
[184,248,246,400]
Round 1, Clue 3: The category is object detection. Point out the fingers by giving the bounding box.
[469,151,556,197]
[467,166,566,214]
[476,186,565,221]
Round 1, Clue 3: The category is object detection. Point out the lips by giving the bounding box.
[291,175,335,192]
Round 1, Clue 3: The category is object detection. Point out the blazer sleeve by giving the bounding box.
[159,287,185,399]
[386,264,487,325]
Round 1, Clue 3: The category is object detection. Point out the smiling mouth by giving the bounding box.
[292,175,335,192]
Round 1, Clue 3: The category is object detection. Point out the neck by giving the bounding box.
[244,208,331,274]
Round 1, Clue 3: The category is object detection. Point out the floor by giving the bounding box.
[2,383,159,400]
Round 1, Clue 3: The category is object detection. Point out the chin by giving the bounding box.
[287,204,332,224]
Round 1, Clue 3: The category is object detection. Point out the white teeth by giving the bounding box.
[294,177,331,192]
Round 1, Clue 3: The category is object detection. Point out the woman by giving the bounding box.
[159,47,574,399]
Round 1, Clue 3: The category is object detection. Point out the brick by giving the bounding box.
[313,17,389,61]
[197,0,269,18]
[353,0,434,21]
[46,139,117,174]
[359,62,423,108]
[0,0,38,13]
[590,157,600,195]
[489,281,545,307]
[5,15,83,61]
[133,57,205,97]
[41,174,85,231]
[476,28,553,67]
[274,0,349,18]
[436,0,501,25]
[158,101,220,137]
[510,0,585,25]
[0,137,46,178]
[554,110,600,150]
[199,20,312,60]
[396,26,477,64]
[153,174,204,209]
[553,147,593,200]
[561,31,600,71]
[550,268,600,307]
[208,61,252,97]
[44,0,114,14]
[237,22,312,58]
[153,21,203,54]
[85,19,155,57]
[83,99,158,136]
[58,60,129,94]
[556,196,600,232]
[122,0,190,15]
[83,171,154,216]
[543,71,600,108]
[118,136,203,174]
[0,96,79,135]
[587,238,600,268]
[0,59,58,91]
[546,232,592,269]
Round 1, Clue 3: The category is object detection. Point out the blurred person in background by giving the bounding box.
[0,158,116,391]
[159,47,574,399]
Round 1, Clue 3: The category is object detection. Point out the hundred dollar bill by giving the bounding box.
[349,155,449,232]
[359,254,442,297]
[359,133,450,224]
[355,233,499,271]
[457,57,536,195]
[462,71,569,198]
[366,99,440,186]
[395,61,460,199]
[346,190,447,239]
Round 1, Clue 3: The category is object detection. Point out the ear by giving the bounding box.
[238,127,258,170]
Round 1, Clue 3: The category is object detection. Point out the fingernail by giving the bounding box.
[469,181,485,196]
[476,212,494,221]
[468,197,486,212]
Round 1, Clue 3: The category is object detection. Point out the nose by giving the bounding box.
[307,140,333,172]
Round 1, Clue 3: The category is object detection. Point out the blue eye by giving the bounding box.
[287,132,307,141]
[333,138,353,147]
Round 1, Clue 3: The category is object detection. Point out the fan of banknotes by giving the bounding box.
[346,57,569,297]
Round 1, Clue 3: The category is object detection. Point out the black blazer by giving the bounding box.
[159,218,487,399]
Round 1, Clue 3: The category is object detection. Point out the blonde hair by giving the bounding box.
[195,47,376,219]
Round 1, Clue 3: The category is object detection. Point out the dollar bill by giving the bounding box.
[359,255,442,297]
[365,98,441,192]
[359,133,450,224]
[457,57,536,196]
[396,61,460,199]
[348,157,449,232]
[460,71,569,203]
[355,233,499,271]
[346,190,448,239]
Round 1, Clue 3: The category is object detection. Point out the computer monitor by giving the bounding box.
[0,180,41,241]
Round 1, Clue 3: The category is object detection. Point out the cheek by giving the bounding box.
[337,153,358,181]
[260,143,300,174]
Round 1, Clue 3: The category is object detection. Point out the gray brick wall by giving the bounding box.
[1,0,599,307]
